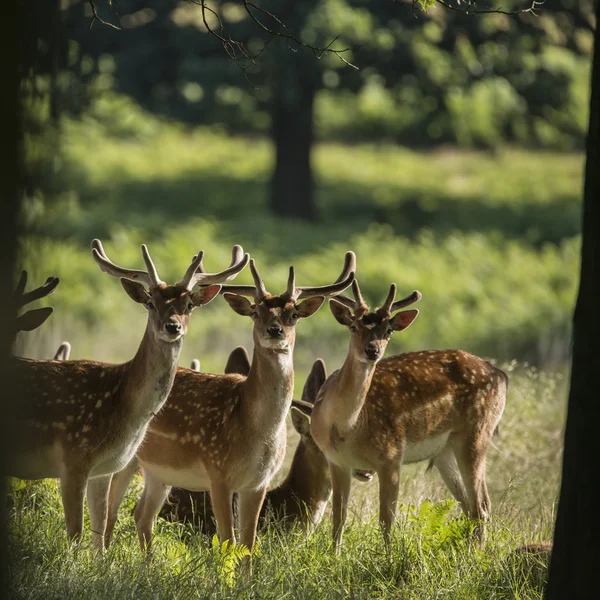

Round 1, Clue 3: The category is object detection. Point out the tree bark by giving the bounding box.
[269,60,317,221]
[1,0,25,593]
[546,3,600,597]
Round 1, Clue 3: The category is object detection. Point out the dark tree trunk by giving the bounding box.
[269,61,317,221]
[546,3,600,597]
[1,0,25,593]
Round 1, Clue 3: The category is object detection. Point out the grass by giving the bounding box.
[7,363,564,599]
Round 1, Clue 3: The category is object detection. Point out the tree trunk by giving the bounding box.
[2,0,25,592]
[546,3,600,597]
[269,61,317,221]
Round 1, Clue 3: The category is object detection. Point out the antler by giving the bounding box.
[377,286,422,317]
[331,279,369,315]
[391,290,422,312]
[13,271,60,309]
[91,239,162,287]
[219,251,355,303]
[291,251,356,301]
[180,245,250,291]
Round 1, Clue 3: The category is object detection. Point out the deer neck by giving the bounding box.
[328,349,376,431]
[243,343,295,436]
[123,325,183,422]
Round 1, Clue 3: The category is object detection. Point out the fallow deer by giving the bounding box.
[310,281,508,552]
[160,351,340,533]
[104,255,356,559]
[6,239,248,549]
[12,270,59,341]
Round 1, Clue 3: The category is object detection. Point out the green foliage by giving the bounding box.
[41,0,593,150]
[17,102,581,373]
[211,536,251,589]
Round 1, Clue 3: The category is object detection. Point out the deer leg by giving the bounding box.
[60,469,87,545]
[433,443,469,514]
[209,480,235,546]
[105,458,139,548]
[133,471,171,551]
[453,434,491,548]
[378,460,402,550]
[329,462,352,555]
[86,474,112,552]
[238,487,266,552]
[237,487,267,580]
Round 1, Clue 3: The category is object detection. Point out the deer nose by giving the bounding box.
[267,325,283,338]
[365,343,380,361]
[165,321,182,335]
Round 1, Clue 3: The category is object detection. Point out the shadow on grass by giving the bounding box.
[33,168,581,258]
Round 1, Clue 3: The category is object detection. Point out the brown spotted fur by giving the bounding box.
[160,355,334,533]
[105,259,353,558]
[311,287,508,552]
[6,243,235,551]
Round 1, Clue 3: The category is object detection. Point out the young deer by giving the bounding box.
[7,240,248,549]
[104,255,355,558]
[12,270,60,341]
[310,281,507,552]
[160,352,341,533]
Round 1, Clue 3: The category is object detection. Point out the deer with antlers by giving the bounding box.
[6,240,248,550]
[11,270,60,341]
[104,255,355,560]
[159,350,368,534]
[310,281,507,552]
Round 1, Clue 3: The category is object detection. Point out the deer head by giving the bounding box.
[219,253,356,352]
[91,239,249,343]
[12,270,60,338]
[329,281,421,363]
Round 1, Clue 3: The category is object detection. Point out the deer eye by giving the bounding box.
[386,328,394,337]
[290,313,299,321]
[186,303,194,314]
[146,301,155,311]
[349,324,358,333]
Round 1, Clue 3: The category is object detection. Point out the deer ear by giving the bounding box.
[15,307,53,332]
[224,346,251,375]
[329,299,354,327]
[121,279,150,304]
[191,284,221,307]
[302,359,327,403]
[223,293,254,316]
[296,296,325,319]
[390,309,419,332]
[291,406,311,436]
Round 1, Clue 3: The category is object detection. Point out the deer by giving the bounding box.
[160,350,353,534]
[6,239,249,550]
[103,254,356,563]
[12,270,60,342]
[309,280,508,553]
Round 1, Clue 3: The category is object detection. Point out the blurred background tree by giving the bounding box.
[25,0,595,219]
